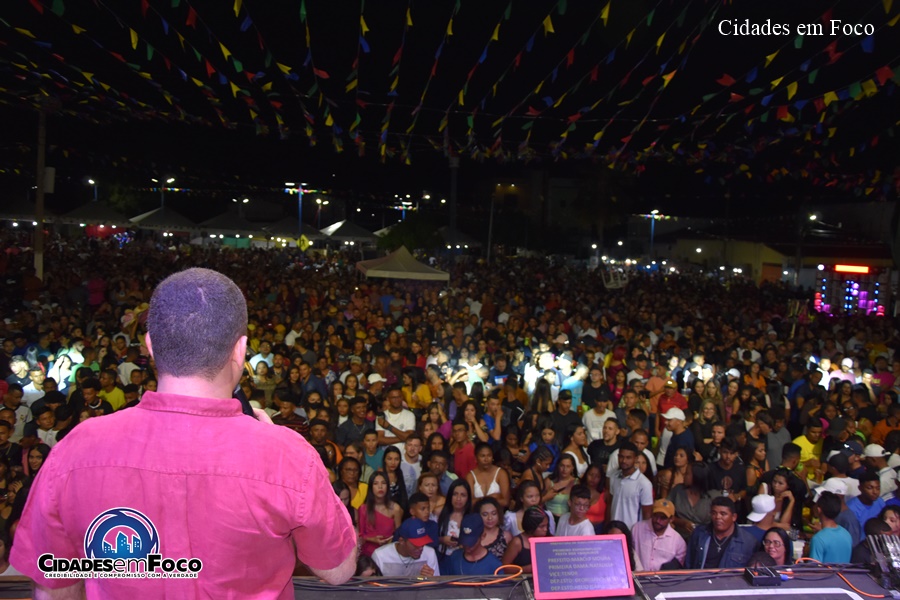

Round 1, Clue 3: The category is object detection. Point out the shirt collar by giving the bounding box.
[138,391,245,418]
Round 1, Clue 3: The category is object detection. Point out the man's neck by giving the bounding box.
[714,526,735,540]
[351,415,366,425]
[388,406,402,415]
[464,545,487,561]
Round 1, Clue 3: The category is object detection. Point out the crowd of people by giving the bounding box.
[1,232,900,577]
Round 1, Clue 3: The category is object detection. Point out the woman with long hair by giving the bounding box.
[702,380,727,423]
[583,464,608,534]
[669,462,712,538]
[436,479,472,558]
[467,442,511,509]
[604,520,639,570]
[609,370,628,405]
[475,497,511,560]
[331,480,357,527]
[402,366,432,411]
[562,424,590,478]
[358,471,403,557]
[531,379,555,415]
[761,527,793,566]
[416,471,442,519]
[337,457,368,510]
[545,454,579,521]
[25,444,51,481]
[381,446,409,512]
[743,438,769,493]
[657,447,692,500]
[501,507,550,574]
[687,378,706,419]
[518,446,554,501]
[691,400,721,446]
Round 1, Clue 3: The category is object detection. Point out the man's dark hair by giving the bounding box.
[570,484,590,502]
[628,408,647,423]
[858,470,880,484]
[719,437,739,454]
[711,496,737,514]
[782,443,801,460]
[123,384,140,394]
[408,492,429,506]
[756,411,774,428]
[864,517,891,537]
[5,384,23,395]
[147,268,247,380]
[428,449,450,463]
[816,491,841,520]
[618,441,638,455]
[82,378,101,392]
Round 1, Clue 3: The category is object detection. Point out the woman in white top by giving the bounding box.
[562,424,590,478]
[467,442,511,509]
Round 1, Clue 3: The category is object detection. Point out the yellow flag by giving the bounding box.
[543,15,554,35]
[15,28,35,38]
[72,24,86,34]
[600,1,610,26]
[82,71,94,82]
[492,24,500,41]
[130,29,138,50]
[849,147,855,157]
[249,109,258,120]
[593,130,603,141]
[220,43,231,61]
[626,29,634,47]
[770,76,783,89]
[390,76,399,92]
[325,113,333,126]
[534,81,543,94]
[884,0,893,14]
[890,12,900,26]
[191,77,204,87]
[361,16,369,35]
[786,81,797,100]
[492,116,503,128]
[822,91,838,105]
[553,92,567,108]
[345,79,358,92]
[861,79,878,96]
[234,0,242,16]
[765,50,779,67]
[672,142,680,151]
[276,62,292,74]
[458,89,464,105]
[447,18,453,36]
[656,33,665,53]
[262,81,273,91]
[407,8,413,26]
[230,82,240,97]
[662,70,676,88]
[828,128,836,138]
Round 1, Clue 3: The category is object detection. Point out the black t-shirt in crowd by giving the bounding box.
[587,439,621,468]
[581,383,611,410]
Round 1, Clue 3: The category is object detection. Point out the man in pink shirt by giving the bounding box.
[11,268,357,598]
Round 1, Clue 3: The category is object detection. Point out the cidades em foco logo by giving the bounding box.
[38,508,202,579]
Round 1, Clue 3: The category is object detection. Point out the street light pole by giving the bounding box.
[88,178,98,201]
[649,209,659,258]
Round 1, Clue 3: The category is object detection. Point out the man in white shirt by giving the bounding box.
[376,386,416,454]
[608,442,654,529]
[402,434,424,497]
[372,518,440,577]
[583,396,616,443]
[248,341,274,370]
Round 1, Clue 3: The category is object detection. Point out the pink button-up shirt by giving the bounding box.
[11,391,356,598]
[631,519,687,571]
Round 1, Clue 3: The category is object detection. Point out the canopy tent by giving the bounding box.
[373,224,395,238]
[130,207,197,231]
[319,219,377,243]
[264,217,327,240]
[57,202,130,227]
[356,246,449,282]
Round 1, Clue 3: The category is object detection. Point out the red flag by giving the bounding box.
[28,0,43,13]
[776,105,789,119]
[205,59,215,77]
[163,56,171,70]
[186,7,198,27]
[271,100,283,109]
[566,49,574,68]
[820,8,832,24]
[526,106,541,116]
[312,68,330,79]
[514,52,521,69]
[716,73,736,86]
[393,47,403,65]
[875,65,894,86]
[590,65,598,82]
[140,0,149,17]
[642,75,654,86]
[729,92,744,103]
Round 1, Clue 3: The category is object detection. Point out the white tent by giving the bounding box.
[356,246,449,281]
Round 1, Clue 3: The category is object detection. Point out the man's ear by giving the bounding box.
[144,333,154,359]
[232,335,248,370]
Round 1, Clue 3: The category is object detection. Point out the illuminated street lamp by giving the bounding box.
[316,197,329,229]
[87,178,98,201]
[151,176,175,208]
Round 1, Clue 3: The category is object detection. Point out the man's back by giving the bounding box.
[11,391,355,599]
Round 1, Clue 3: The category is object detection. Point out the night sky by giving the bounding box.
[0,0,897,221]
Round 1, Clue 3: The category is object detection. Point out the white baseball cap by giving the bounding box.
[813,477,848,501]
[864,444,890,458]
[747,494,776,522]
[661,408,686,421]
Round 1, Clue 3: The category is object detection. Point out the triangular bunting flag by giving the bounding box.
[765,50,779,67]
[361,16,369,35]
[786,81,798,100]
[600,2,610,26]
[130,29,138,50]
[543,15,554,35]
